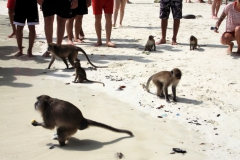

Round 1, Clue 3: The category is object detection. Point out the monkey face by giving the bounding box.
[34,95,50,111]
[171,68,182,80]
[149,35,154,40]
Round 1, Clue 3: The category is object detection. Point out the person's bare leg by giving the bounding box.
[119,0,127,26]
[172,19,180,45]
[156,19,167,45]
[74,15,84,43]
[113,0,120,27]
[8,8,16,38]
[56,15,67,45]
[27,25,36,58]
[105,14,116,47]
[43,15,54,57]
[15,25,24,57]
[127,0,132,4]
[78,15,85,39]
[66,17,75,45]
[235,26,240,54]
[215,0,221,18]
[211,0,217,19]
[94,14,103,46]
[220,32,235,54]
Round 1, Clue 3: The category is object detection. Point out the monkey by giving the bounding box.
[73,60,105,86]
[32,95,133,147]
[47,43,107,69]
[145,68,182,102]
[144,35,156,51]
[190,35,199,50]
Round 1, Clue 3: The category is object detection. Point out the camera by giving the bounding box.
[210,27,218,30]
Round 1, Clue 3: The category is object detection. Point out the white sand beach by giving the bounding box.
[0,0,240,159]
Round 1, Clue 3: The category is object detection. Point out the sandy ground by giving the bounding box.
[0,0,240,159]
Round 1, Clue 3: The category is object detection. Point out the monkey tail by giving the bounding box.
[146,75,154,92]
[77,47,108,68]
[86,79,105,87]
[86,119,133,136]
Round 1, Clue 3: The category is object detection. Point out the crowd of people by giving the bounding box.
[6,0,240,57]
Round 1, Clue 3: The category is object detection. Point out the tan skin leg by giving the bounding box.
[105,14,116,47]
[94,14,103,46]
[172,19,180,45]
[113,0,120,27]
[156,19,167,45]
[212,0,221,19]
[74,15,84,43]
[56,15,67,45]
[8,8,16,38]
[119,0,127,26]
[66,17,75,45]
[42,15,54,57]
[235,26,240,54]
[27,25,36,58]
[220,32,235,54]
[15,25,24,57]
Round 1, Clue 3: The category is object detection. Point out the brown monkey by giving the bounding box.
[144,35,156,51]
[73,60,105,86]
[145,68,182,102]
[47,43,107,69]
[190,35,198,50]
[32,95,133,146]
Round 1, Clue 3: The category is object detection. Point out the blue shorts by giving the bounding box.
[159,0,182,19]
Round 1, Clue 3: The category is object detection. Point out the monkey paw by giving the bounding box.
[31,121,38,126]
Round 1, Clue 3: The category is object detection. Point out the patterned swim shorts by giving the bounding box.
[159,0,182,19]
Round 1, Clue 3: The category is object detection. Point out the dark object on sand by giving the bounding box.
[211,27,218,30]
[182,14,196,19]
[115,152,124,159]
[172,148,187,154]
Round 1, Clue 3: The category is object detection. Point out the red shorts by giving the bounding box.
[92,0,113,15]
[7,0,15,9]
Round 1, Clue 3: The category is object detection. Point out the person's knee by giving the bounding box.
[235,26,240,33]
[95,15,102,22]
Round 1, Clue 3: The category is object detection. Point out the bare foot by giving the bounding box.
[27,50,34,58]
[67,40,75,45]
[7,32,15,38]
[226,42,234,54]
[42,51,51,57]
[212,15,218,20]
[79,35,85,40]
[95,41,102,47]
[106,41,116,47]
[112,24,116,28]
[171,40,178,45]
[14,51,24,57]
[74,38,84,43]
[156,39,166,45]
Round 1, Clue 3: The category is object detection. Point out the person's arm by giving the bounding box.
[37,0,44,6]
[87,0,91,7]
[71,0,78,9]
[215,11,227,33]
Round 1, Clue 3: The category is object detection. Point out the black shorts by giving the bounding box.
[72,0,88,17]
[42,0,73,18]
[13,0,39,26]
[159,0,182,19]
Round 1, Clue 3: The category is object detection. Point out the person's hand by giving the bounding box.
[214,26,219,33]
[71,0,78,9]
[87,0,91,7]
[37,0,44,6]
